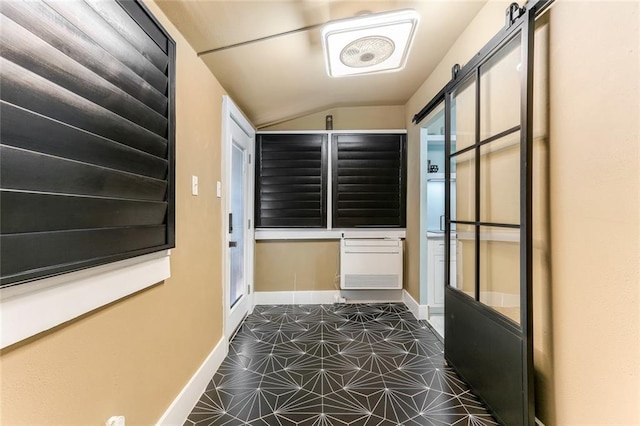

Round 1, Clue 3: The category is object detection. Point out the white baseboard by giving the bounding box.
[419,304,429,320]
[156,337,228,425]
[403,290,428,320]
[254,290,339,305]
[253,289,405,305]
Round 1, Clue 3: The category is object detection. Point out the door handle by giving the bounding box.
[229,213,233,234]
[440,215,445,231]
[229,241,237,248]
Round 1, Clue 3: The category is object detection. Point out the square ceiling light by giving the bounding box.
[321,9,419,78]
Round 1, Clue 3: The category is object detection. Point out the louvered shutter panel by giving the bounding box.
[0,0,175,286]
[332,134,407,228]
[255,134,327,228]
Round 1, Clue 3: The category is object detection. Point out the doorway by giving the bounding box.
[222,96,255,339]
[418,104,450,339]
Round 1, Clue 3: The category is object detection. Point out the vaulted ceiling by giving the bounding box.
[156,0,486,128]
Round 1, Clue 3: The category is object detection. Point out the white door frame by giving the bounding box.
[221,95,255,339]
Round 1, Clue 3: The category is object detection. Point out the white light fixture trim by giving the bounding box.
[322,9,419,78]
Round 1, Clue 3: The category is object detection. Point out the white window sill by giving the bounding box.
[255,229,406,240]
[0,250,170,349]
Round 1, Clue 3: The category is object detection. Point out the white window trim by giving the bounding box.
[255,229,406,240]
[0,250,170,349]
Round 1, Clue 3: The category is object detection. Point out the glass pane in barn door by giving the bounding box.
[450,76,476,154]
[480,35,522,139]
[230,143,245,308]
[444,6,535,425]
[479,132,521,324]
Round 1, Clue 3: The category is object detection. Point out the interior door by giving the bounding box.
[226,112,253,338]
[444,5,536,425]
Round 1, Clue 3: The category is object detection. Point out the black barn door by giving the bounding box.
[443,4,537,425]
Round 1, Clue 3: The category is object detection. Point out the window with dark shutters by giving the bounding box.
[331,133,407,228]
[255,134,328,228]
[0,0,175,286]
[255,132,406,230]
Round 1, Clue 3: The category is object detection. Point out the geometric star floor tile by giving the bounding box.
[185,303,498,426]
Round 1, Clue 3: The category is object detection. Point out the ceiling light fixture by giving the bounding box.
[321,9,419,78]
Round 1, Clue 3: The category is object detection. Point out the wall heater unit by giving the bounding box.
[340,238,403,290]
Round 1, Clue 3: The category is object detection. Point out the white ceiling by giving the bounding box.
[156,0,487,128]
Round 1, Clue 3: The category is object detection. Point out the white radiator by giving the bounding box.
[340,238,403,290]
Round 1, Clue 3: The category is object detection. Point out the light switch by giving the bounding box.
[216,181,222,198]
[191,175,199,196]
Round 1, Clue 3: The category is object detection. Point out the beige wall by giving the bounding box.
[0,1,227,424]
[406,0,640,424]
[259,105,405,131]
[546,1,639,424]
[255,241,339,292]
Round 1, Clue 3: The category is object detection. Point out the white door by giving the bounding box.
[223,97,254,338]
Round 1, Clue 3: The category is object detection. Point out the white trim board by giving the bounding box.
[255,229,406,240]
[0,250,170,349]
[403,290,428,320]
[254,290,338,305]
[253,290,434,320]
[253,289,404,306]
[156,337,228,426]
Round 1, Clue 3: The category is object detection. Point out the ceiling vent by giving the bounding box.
[322,9,419,78]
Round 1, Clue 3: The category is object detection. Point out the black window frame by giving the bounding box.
[0,0,176,287]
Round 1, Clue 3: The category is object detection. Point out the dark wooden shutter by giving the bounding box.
[255,134,327,228]
[0,0,175,286]
[332,133,407,228]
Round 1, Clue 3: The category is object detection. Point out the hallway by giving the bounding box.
[186,303,497,425]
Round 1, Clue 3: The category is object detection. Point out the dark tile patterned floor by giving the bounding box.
[185,303,497,425]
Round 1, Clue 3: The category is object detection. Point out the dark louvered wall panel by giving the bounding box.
[1,192,168,234]
[0,0,175,286]
[116,0,168,54]
[1,226,167,279]
[1,146,168,201]
[2,3,169,115]
[1,103,168,180]
[0,15,168,136]
[1,58,168,157]
[88,0,169,65]
[332,134,407,228]
[255,134,327,228]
